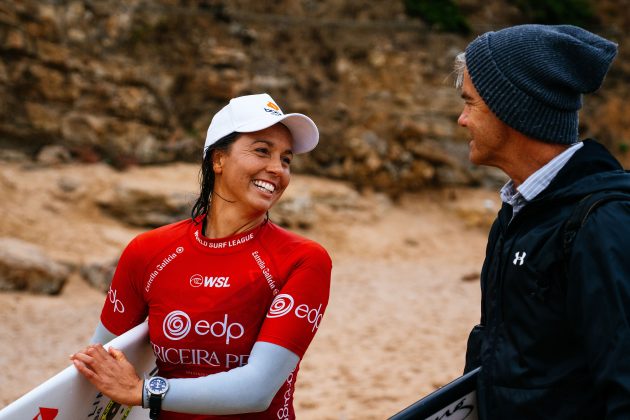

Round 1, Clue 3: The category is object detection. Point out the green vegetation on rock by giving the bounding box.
[514,0,598,27]
[403,0,471,34]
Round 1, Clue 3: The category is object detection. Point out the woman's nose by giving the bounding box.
[266,157,284,174]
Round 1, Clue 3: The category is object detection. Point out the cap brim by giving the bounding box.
[236,113,319,154]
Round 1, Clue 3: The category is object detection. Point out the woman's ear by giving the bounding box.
[212,150,224,174]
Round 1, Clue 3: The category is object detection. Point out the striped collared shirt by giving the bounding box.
[500,142,584,218]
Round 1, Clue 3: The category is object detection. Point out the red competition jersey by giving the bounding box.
[100,218,332,420]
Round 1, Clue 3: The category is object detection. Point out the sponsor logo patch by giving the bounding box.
[194,230,254,249]
[276,372,295,419]
[107,287,125,314]
[267,293,323,332]
[267,294,294,318]
[33,407,58,420]
[252,250,278,295]
[145,246,184,292]
[163,310,244,344]
[264,101,282,116]
[151,343,250,368]
[513,251,527,266]
[189,274,231,288]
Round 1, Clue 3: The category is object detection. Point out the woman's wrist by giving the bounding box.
[141,379,147,408]
[137,378,148,408]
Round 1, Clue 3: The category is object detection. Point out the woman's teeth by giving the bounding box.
[253,180,275,193]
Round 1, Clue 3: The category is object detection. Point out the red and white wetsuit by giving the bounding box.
[100,217,331,419]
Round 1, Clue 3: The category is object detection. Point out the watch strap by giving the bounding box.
[149,393,162,419]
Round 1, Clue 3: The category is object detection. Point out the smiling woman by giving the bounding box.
[70,93,332,420]
[209,124,293,229]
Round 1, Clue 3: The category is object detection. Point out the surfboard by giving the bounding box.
[0,321,156,420]
[388,367,480,420]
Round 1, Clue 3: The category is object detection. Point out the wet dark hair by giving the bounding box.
[191,132,241,222]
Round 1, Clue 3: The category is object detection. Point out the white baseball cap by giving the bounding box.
[204,93,319,156]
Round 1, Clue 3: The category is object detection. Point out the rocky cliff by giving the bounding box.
[2,0,629,194]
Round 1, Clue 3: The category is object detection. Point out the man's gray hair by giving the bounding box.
[454,52,466,89]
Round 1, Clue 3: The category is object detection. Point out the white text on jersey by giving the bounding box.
[190,274,231,288]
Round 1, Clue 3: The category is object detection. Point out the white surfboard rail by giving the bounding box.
[0,321,156,420]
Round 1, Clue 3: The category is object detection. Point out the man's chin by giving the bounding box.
[468,142,485,164]
[468,146,478,164]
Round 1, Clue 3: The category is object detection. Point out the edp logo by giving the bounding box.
[107,287,125,313]
[163,310,244,344]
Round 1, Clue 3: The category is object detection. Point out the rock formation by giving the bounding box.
[2,1,627,194]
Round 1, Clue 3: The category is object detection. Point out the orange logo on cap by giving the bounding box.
[266,101,280,111]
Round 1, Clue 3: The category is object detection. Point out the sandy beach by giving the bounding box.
[0,162,498,419]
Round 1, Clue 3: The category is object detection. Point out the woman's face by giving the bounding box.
[212,123,294,216]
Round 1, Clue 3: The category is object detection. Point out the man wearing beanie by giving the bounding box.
[455,24,630,419]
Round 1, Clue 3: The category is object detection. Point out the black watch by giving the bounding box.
[145,376,169,419]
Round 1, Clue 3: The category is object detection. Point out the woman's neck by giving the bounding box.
[203,207,266,239]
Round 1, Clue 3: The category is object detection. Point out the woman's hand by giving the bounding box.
[70,344,143,406]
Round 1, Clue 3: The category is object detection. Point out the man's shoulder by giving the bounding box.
[562,190,630,260]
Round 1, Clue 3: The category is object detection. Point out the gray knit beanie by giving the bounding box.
[465,24,618,144]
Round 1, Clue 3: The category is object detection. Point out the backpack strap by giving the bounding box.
[562,191,630,277]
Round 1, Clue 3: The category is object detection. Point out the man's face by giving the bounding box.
[458,68,511,168]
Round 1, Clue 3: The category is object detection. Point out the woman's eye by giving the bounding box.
[282,157,292,165]
[255,147,270,154]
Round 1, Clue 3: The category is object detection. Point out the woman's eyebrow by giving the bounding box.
[251,139,293,155]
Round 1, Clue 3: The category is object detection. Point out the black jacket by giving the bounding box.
[466,140,630,419]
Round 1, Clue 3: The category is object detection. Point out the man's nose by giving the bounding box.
[457,111,467,127]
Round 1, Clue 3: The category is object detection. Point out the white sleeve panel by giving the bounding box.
[90,320,118,345]
[162,341,299,415]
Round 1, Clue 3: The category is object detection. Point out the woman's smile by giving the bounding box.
[252,179,276,194]
[212,123,293,216]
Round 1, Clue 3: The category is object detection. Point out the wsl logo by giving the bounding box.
[264,101,282,116]
[189,274,231,288]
